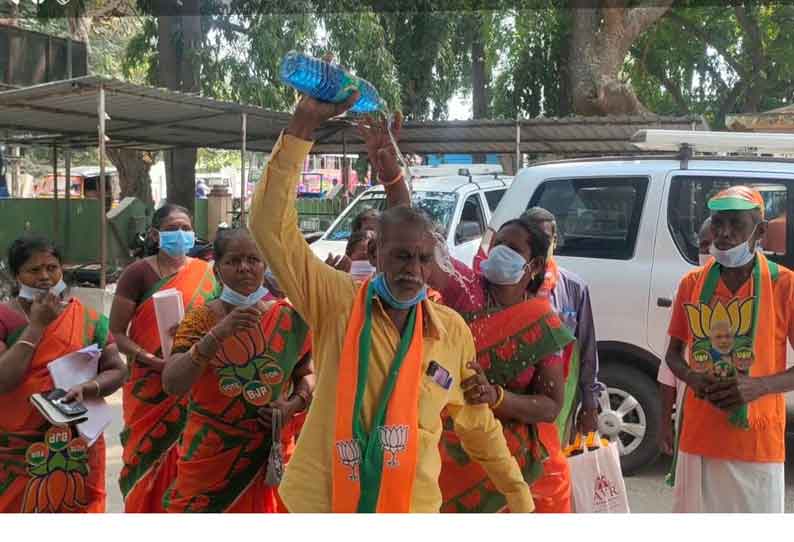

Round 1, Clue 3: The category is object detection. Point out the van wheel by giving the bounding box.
[597,364,661,475]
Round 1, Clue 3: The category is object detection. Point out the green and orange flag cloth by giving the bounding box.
[332,279,424,513]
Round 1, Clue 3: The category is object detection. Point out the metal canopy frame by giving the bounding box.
[0,76,274,287]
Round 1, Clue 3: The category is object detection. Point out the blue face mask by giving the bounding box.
[371,273,426,310]
[219,284,270,307]
[159,230,195,257]
[480,245,528,285]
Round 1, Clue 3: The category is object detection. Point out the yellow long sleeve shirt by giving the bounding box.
[249,132,534,513]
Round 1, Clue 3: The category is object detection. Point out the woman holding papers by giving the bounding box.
[0,236,126,513]
[161,228,313,513]
[110,204,218,513]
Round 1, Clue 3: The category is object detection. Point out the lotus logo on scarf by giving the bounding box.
[685,298,755,375]
[336,439,362,481]
[378,424,409,468]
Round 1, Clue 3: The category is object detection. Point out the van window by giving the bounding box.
[456,194,486,245]
[668,176,789,264]
[484,189,506,212]
[529,177,649,260]
[325,191,458,241]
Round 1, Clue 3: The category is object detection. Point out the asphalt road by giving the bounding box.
[100,389,794,513]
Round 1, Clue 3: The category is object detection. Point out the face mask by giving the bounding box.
[18,279,67,301]
[709,227,758,268]
[371,273,427,310]
[350,260,376,281]
[480,245,528,285]
[698,253,712,266]
[159,230,195,257]
[219,284,270,307]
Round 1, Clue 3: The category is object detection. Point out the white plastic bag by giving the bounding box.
[568,434,630,513]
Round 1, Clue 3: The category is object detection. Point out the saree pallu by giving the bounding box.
[0,300,109,513]
[120,258,217,513]
[164,300,310,513]
[439,297,575,513]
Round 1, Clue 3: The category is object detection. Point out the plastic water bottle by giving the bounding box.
[279,51,384,114]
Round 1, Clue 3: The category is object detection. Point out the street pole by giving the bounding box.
[64,146,71,260]
[240,112,247,226]
[98,84,108,290]
[515,114,521,174]
[52,143,59,245]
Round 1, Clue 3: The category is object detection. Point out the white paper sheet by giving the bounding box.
[152,288,185,360]
[47,345,112,446]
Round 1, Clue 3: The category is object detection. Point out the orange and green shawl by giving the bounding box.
[0,299,110,513]
[119,257,217,511]
[163,300,310,513]
[439,296,575,513]
[332,279,424,513]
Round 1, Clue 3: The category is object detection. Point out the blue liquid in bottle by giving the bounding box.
[279,51,383,114]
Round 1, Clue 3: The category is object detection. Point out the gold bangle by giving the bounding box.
[15,340,37,350]
[91,379,102,397]
[490,385,505,410]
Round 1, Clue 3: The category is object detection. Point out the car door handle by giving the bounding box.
[657,297,672,308]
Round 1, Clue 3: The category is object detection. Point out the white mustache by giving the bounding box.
[394,274,423,286]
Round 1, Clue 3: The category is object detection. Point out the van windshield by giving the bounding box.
[325,191,458,241]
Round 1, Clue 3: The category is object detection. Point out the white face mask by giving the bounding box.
[698,253,712,266]
[480,245,529,285]
[350,260,376,281]
[18,279,67,301]
[709,226,758,268]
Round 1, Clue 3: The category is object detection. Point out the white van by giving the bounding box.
[310,167,513,266]
[485,130,794,474]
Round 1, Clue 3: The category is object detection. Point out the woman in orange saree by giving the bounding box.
[435,218,576,513]
[161,228,313,513]
[110,205,217,512]
[0,236,126,513]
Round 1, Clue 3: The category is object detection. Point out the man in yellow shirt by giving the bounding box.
[250,94,534,513]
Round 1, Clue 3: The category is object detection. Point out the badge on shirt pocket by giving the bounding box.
[426,360,453,390]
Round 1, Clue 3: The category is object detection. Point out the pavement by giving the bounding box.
[100,388,794,513]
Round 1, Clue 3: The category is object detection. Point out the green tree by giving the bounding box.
[491,8,570,120]
[629,4,794,128]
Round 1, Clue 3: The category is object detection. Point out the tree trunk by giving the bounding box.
[470,15,489,163]
[556,9,574,117]
[569,1,674,116]
[156,9,201,213]
[66,16,93,53]
[107,149,155,207]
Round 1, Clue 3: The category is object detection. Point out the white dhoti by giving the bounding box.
[672,451,784,513]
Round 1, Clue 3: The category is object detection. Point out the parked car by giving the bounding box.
[484,130,794,474]
[309,166,512,266]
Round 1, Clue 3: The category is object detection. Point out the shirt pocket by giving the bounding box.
[418,374,451,432]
